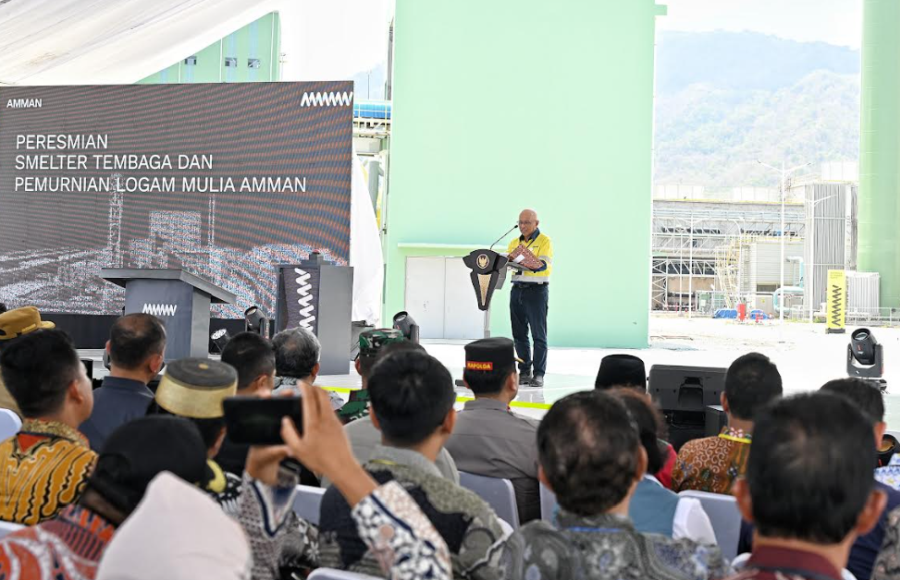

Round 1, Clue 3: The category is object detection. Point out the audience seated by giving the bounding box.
[0,416,209,580]
[673,352,782,494]
[95,383,453,580]
[80,314,166,451]
[96,472,251,580]
[0,329,96,524]
[722,392,886,580]
[337,335,459,485]
[272,327,343,410]
[614,388,716,544]
[482,390,728,579]
[444,337,541,523]
[149,358,242,514]
[820,378,900,580]
[594,353,647,391]
[216,331,276,476]
[318,349,503,578]
[0,306,56,418]
[594,353,677,487]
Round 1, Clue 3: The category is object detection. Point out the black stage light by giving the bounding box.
[245,306,268,336]
[211,329,231,354]
[392,311,420,343]
[848,327,886,390]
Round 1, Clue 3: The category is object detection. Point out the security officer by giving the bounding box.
[445,337,542,522]
[507,208,553,388]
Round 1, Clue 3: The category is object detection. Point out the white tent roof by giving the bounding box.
[0,0,282,85]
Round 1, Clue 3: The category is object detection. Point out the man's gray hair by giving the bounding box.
[273,327,320,379]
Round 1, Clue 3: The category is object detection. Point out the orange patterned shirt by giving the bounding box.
[0,420,96,525]
[671,427,751,495]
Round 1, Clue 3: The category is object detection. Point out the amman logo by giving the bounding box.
[6,98,42,109]
[142,303,178,317]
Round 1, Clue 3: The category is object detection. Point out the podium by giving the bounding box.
[274,254,354,375]
[463,249,509,312]
[101,268,236,361]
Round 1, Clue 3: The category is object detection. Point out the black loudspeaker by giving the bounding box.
[649,364,727,451]
[705,405,728,437]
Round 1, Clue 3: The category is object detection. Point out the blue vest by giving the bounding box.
[629,477,679,537]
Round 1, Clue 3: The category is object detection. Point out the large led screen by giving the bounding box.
[0,82,353,317]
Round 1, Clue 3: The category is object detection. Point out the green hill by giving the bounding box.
[654,31,860,188]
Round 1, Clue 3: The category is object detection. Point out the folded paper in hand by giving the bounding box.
[508,245,543,270]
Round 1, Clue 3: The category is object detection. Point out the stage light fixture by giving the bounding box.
[245,306,268,336]
[847,327,886,390]
[392,311,420,343]
[211,329,231,354]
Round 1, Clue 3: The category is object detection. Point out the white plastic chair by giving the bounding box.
[458,471,520,528]
[308,569,382,580]
[0,521,24,539]
[0,409,21,442]
[293,485,326,526]
[540,483,558,523]
[678,490,741,561]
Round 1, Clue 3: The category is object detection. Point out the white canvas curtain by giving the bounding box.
[349,151,384,325]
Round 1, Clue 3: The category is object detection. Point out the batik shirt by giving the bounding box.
[0,420,97,524]
[875,507,900,580]
[672,426,751,494]
[205,459,243,516]
[477,511,729,580]
[318,445,504,579]
[0,504,116,580]
[237,472,451,580]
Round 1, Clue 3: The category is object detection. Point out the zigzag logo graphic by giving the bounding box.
[299,91,353,107]
[294,268,316,330]
[830,284,844,327]
[142,303,178,317]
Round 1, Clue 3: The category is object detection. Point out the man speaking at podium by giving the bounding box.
[507,209,553,388]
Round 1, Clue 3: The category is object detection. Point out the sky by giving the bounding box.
[277,0,394,82]
[658,0,862,48]
[273,0,862,83]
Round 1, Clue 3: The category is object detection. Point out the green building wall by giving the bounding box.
[138,13,281,84]
[859,0,900,307]
[384,0,665,347]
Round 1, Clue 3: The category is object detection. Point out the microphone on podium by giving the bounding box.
[489,224,519,252]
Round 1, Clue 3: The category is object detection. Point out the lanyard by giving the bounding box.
[565,527,623,533]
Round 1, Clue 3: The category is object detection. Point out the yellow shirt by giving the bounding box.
[507,230,553,283]
[0,419,96,525]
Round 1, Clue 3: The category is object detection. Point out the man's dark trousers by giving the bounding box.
[510,283,548,377]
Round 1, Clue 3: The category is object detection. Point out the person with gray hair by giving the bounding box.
[273,327,343,410]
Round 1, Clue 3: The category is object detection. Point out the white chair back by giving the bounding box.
[0,521,24,539]
[458,471,520,528]
[293,485,326,525]
[308,569,383,580]
[0,410,21,442]
[540,483,558,523]
[678,490,741,561]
